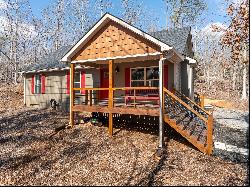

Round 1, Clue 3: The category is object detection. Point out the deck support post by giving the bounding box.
[108,59,114,136]
[158,55,165,150]
[207,112,213,155]
[69,63,75,127]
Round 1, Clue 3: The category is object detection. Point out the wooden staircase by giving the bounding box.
[163,87,213,155]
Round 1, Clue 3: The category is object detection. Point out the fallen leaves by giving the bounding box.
[0,83,248,185]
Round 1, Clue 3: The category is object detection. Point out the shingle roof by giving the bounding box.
[150,27,191,56]
[23,25,191,72]
[23,45,72,72]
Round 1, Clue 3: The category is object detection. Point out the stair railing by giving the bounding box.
[163,87,213,155]
[173,88,211,119]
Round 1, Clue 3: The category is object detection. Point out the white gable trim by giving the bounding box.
[61,13,173,62]
[185,56,196,64]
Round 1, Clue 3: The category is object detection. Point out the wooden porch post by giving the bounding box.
[69,63,75,127]
[108,60,114,136]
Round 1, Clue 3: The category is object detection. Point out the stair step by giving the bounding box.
[198,130,207,144]
[192,126,203,138]
[179,116,193,130]
[168,110,183,119]
[175,112,188,124]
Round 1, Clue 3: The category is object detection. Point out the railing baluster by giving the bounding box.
[89,90,92,106]
[133,89,136,108]
[85,90,88,105]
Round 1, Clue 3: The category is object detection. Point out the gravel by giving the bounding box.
[213,107,249,130]
[212,107,249,163]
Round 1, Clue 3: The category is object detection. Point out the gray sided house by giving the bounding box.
[22,46,100,112]
[22,24,196,112]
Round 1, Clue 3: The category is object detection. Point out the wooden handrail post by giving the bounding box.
[206,112,213,155]
[108,60,114,136]
[200,94,205,108]
[89,90,92,106]
[85,90,89,105]
[69,63,75,127]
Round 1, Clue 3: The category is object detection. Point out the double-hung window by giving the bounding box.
[131,68,145,87]
[131,66,159,87]
[35,74,42,94]
[74,72,81,94]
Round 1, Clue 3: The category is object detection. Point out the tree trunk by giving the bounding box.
[241,63,247,99]
[232,63,236,91]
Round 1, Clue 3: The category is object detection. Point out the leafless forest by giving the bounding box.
[0,0,249,105]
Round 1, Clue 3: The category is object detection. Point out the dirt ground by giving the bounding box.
[204,98,249,111]
[0,83,249,185]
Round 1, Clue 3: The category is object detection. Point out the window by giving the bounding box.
[35,74,41,94]
[74,72,81,94]
[146,67,159,87]
[131,68,144,87]
[131,67,159,87]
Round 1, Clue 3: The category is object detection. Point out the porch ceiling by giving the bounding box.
[71,48,183,66]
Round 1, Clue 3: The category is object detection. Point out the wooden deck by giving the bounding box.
[72,98,160,116]
[69,61,213,155]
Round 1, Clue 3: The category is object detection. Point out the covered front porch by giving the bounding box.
[69,52,180,136]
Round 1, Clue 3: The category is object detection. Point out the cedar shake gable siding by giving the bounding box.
[72,20,161,61]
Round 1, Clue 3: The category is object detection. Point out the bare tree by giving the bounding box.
[121,0,143,26]
[212,0,249,99]
[162,0,207,28]
[1,0,35,84]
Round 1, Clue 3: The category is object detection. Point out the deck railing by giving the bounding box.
[73,86,159,108]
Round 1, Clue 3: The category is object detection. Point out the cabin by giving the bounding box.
[22,13,213,155]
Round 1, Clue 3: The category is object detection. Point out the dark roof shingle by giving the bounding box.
[23,26,192,72]
[23,45,72,72]
[150,27,191,55]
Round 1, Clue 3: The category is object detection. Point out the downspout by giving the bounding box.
[157,49,179,155]
[158,56,166,151]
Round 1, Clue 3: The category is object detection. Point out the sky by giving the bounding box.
[28,0,231,31]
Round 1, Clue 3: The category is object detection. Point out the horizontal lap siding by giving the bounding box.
[25,69,99,111]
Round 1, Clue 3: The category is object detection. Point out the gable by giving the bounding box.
[72,20,161,61]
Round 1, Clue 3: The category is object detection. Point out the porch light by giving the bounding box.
[115,65,120,73]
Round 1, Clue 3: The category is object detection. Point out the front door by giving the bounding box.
[100,68,109,99]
